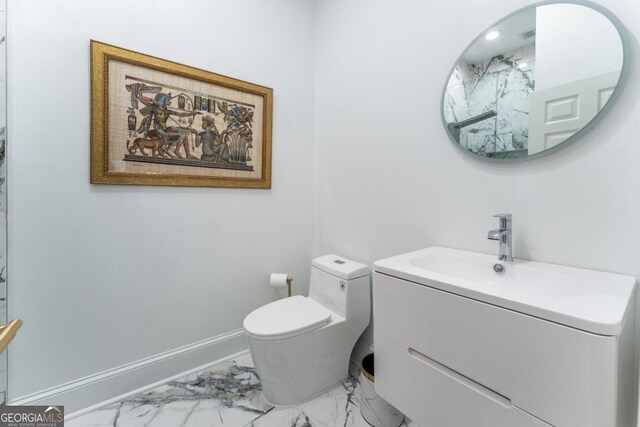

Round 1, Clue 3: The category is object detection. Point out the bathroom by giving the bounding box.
[0,0,639,425]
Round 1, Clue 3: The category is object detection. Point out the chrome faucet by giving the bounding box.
[488,214,513,262]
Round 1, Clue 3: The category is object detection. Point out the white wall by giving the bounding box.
[8,0,315,399]
[535,3,624,91]
[7,0,640,413]
[314,0,640,357]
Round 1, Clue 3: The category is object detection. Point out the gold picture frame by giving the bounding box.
[90,40,273,188]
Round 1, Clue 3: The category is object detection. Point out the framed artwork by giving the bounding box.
[90,40,273,188]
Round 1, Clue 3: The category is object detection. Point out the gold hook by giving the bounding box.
[0,319,22,354]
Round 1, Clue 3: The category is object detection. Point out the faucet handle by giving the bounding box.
[493,213,512,220]
[493,213,512,230]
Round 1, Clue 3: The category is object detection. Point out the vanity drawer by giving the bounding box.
[373,272,620,427]
[374,333,551,427]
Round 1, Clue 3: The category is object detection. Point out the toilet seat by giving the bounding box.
[243,296,332,340]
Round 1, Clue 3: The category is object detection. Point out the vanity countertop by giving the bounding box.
[374,246,636,336]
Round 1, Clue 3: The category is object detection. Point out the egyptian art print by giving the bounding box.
[91,41,273,188]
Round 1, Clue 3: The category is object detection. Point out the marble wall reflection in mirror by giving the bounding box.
[442,2,626,160]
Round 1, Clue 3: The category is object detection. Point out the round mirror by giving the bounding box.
[441,1,628,160]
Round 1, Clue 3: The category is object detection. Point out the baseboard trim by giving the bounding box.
[10,329,248,414]
[64,348,250,421]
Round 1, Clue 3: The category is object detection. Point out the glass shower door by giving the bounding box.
[0,0,7,405]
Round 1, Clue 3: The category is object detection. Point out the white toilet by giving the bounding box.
[243,254,370,406]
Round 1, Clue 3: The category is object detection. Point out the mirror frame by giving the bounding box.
[440,0,630,162]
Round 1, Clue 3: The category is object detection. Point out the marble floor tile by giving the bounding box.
[67,407,119,427]
[251,376,364,427]
[69,352,410,427]
[232,352,254,368]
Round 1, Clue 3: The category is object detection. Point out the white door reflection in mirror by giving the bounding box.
[528,3,622,154]
[528,71,619,154]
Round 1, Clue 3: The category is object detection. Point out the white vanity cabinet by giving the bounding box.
[373,258,636,427]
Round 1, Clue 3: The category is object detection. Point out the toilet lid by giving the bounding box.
[243,296,332,340]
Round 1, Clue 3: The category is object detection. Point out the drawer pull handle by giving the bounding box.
[408,347,513,409]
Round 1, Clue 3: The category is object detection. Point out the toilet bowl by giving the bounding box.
[243,254,370,406]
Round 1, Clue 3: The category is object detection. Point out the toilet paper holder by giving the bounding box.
[270,273,294,298]
[286,276,293,297]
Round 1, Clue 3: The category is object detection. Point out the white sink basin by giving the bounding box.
[374,247,636,335]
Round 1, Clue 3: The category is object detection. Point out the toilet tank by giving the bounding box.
[309,255,370,324]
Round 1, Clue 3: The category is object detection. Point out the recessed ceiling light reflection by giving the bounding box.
[485,30,502,40]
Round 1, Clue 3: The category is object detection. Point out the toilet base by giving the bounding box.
[260,376,347,408]
[248,317,357,406]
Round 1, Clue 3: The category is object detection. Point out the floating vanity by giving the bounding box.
[373,247,636,427]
